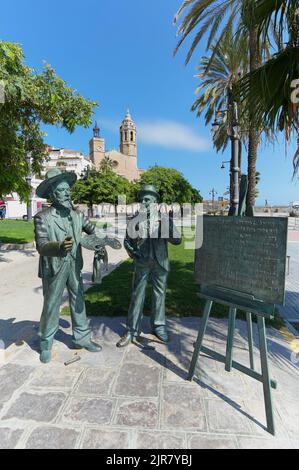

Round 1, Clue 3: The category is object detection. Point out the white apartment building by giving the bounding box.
[5,147,94,219]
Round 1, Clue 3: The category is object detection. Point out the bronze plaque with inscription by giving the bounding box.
[195,216,288,305]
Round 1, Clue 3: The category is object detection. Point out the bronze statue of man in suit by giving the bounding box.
[34,168,102,363]
[116,185,182,347]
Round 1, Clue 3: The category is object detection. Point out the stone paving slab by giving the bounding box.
[81,427,130,449]
[61,396,115,426]
[187,433,238,449]
[0,316,298,449]
[114,363,160,398]
[136,431,186,449]
[25,425,80,449]
[0,364,35,405]
[114,399,159,429]
[0,427,24,449]
[161,384,207,431]
[3,391,67,423]
[75,367,115,396]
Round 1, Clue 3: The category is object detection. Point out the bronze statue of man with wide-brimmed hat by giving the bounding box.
[34,168,102,363]
[116,184,182,347]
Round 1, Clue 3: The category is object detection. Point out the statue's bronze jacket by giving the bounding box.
[124,213,182,272]
[34,206,95,278]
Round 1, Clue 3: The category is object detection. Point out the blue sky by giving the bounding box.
[1,0,298,205]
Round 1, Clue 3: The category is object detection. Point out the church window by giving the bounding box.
[125,131,128,141]
[130,131,134,142]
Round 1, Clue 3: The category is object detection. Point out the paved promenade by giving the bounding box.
[279,241,299,326]
[0,221,298,449]
[0,315,298,448]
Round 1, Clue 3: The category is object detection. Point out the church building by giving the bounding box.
[89,110,143,181]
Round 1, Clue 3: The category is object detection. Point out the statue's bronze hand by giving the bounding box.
[60,236,73,253]
[104,237,122,250]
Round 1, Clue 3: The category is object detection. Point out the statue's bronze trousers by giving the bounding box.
[39,257,91,351]
[127,259,168,337]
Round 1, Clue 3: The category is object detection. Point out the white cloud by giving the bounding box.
[99,117,210,152]
[138,120,210,152]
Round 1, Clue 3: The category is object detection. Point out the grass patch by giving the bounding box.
[62,236,285,330]
[0,220,34,243]
[0,219,110,245]
[93,221,112,229]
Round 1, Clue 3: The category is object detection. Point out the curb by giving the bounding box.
[0,242,35,251]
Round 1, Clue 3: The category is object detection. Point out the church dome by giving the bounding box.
[120,109,136,129]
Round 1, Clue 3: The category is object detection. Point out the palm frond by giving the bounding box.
[238,46,299,136]
[174,0,242,62]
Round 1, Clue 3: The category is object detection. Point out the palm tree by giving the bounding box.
[192,27,250,205]
[99,156,114,173]
[192,28,249,146]
[239,0,299,173]
[174,0,269,214]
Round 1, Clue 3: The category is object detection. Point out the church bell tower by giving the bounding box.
[120,110,137,159]
[89,122,105,169]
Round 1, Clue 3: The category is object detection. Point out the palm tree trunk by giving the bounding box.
[246,26,260,217]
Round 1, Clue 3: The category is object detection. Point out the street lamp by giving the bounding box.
[221,160,230,170]
[25,152,33,221]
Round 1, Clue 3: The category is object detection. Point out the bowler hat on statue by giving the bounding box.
[36,168,77,199]
[138,184,160,202]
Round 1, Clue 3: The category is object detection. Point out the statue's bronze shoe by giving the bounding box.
[152,327,169,343]
[74,341,102,353]
[116,332,133,348]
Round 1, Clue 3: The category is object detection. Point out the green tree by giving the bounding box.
[99,156,114,173]
[72,168,134,216]
[0,41,96,199]
[138,166,202,205]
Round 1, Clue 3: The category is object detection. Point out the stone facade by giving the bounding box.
[89,111,143,182]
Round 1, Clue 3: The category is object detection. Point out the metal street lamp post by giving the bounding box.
[209,188,218,212]
[26,152,33,221]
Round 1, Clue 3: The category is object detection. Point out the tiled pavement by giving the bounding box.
[0,315,298,449]
[279,241,299,325]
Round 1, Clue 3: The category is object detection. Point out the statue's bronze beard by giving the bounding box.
[52,197,73,211]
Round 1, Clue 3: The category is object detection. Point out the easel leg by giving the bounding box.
[257,316,275,435]
[188,300,213,381]
[225,308,237,372]
[246,312,255,370]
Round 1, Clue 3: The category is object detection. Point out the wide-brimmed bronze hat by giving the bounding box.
[138,184,160,202]
[36,168,77,199]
